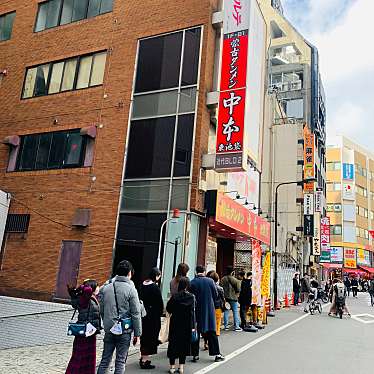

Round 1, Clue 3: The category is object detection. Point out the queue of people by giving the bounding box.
[65,261,258,374]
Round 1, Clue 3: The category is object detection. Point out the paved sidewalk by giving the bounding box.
[0,295,311,373]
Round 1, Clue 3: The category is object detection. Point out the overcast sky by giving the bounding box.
[281,0,373,150]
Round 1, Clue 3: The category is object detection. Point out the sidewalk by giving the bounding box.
[0,295,310,373]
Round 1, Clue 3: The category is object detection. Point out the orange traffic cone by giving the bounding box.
[284,293,290,308]
[291,293,295,306]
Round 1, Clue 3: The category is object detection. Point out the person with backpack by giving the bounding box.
[97,260,142,374]
[66,279,101,374]
[368,276,374,306]
[221,266,242,331]
[328,279,350,316]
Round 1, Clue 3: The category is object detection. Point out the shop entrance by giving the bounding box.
[216,238,235,277]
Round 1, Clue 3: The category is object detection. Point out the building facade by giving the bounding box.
[259,0,327,276]
[323,136,374,276]
[0,0,222,300]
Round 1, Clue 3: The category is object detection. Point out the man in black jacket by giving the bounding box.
[351,277,359,297]
[293,274,300,306]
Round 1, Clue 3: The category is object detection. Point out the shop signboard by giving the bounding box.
[320,251,331,263]
[303,126,315,192]
[304,194,314,215]
[304,214,314,236]
[343,183,354,200]
[344,248,357,269]
[216,192,270,245]
[313,213,321,256]
[315,189,323,213]
[343,163,354,180]
[330,247,343,263]
[357,249,370,266]
[320,217,330,252]
[216,0,250,172]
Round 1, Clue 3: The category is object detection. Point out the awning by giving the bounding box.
[358,266,374,274]
[321,263,342,269]
[343,268,366,276]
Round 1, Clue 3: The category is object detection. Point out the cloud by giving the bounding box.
[280,0,374,149]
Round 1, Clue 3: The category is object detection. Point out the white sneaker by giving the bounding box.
[234,327,243,332]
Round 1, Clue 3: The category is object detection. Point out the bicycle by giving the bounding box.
[308,292,322,315]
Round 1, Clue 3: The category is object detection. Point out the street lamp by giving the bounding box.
[156,208,180,269]
[273,178,317,310]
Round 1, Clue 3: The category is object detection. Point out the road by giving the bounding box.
[124,292,373,374]
[1,293,373,373]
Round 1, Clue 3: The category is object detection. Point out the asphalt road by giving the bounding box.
[124,292,374,374]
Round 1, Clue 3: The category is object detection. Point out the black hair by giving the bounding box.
[238,271,246,278]
[195,265,206,274]
[226,266,234,275]
[246,272,252,277]
[83,279,98,292]
[116,260,134,277]
[148,267,161,282]
[178,276,190,292]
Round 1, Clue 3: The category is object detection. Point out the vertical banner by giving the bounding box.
[315,188,323,213]
[261,251,271,298]
[343,163,354,180]
[320,217,330,262]
[303,126,315,192]
[313,213,321,255]
[216,0,250,172]
[251,239,262,305]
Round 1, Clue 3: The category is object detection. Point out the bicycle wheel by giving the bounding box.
[309,303,314,315]
[322,295,329,303]
[317,302,322,314]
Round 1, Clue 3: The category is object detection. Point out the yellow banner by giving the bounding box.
[261,252,271,298]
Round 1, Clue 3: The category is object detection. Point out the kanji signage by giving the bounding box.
[344,248,357,269]
[343,163,354,180]
[330,247,343,263]
[304,214,314,236]
[313,213,321,255]
[357,249,370,266]
[315,188,323,213]
[304,194,314,215]
[216,192,270,245]
[320,217,330,252]
[216,0,250,172]
[303,126,315,183]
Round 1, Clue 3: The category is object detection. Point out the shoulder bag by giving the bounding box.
[191,295,199,343]
[110,281,133,335]
[67,300,96,337]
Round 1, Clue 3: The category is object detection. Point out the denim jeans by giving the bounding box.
[97,332,131,374]
[223,300,240,329]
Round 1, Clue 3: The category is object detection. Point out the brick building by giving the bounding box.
[0,0,220,300]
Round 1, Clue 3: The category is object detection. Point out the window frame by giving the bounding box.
[21,50,106,99]
[34,0,113,33]
[15,129,87,172]
[0,11,16,42]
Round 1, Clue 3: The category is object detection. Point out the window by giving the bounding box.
[371,211,374,220]
[364,208,368,218]
[5,214,31,233]
[22,51,106,99]
[365,229,369,239]
[334,183,341,191]
[327,204,334,212]
[0,11,16,41]
[16,130,86,171]
[35,0,113,31]
[356,185,367,197]
[334,204,342,212]
[331,225,342,235]
[327,182,333,192]
[326,162,341,171]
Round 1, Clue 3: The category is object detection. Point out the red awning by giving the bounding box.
[358,266,374,274]
[343,268,366,276]
[321,263,342,269]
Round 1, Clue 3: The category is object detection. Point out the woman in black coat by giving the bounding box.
[140,268,164,370]
[166,277,195,374]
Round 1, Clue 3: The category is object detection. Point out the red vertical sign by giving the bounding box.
[320,217,330,251]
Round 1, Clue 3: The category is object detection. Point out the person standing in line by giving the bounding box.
[351,276,359,298]
[66,280,101,374]
[368,275,374,306]
[300,273,311,313]
[170,263,190,296]
[97,260,142,374]
[166,277,195,374]
[190,265,225,363]
[207,271,225,338]
[344,277,351,297]
[221,266,242,331]
[293,273,300,306]
[238,272,252,328]
[139,268,164,370]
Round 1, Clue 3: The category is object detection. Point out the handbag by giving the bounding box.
[191,295,199,343]
[158,313,170,343]
[67,302,94,337]
[111,281,133,335]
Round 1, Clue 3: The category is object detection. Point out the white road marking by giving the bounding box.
[193,313,310,374]
[351,314,374,324]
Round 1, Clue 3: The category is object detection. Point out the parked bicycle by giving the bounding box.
[308,292,322,315]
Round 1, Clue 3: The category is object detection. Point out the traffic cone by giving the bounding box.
[291,293,295,306]
[284,293,290,308]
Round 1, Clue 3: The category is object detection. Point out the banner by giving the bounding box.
[331,247,343,263]
[357,249,370,266]
[251,239,262,305]
[313,213,321,256]
[320,217,330,251]
[315,188,323,213]
[216,192,271,244]
[344,248,357,269]
[261,252,271,298]
[303,126,315,192]
[304,194,314,215]
[216,0,250,172]
[343,163,354,180]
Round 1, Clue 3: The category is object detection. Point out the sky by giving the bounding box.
[281,0,373,150]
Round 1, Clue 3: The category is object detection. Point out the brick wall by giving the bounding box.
[0,0,218,299]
